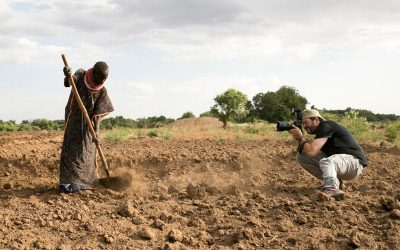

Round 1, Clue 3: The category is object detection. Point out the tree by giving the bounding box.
[199,111,216,118]
[252,86,307,122]
[276,86,307,112]
[211,88,249,128]
[178,112,195,120]
[100,116,137,129]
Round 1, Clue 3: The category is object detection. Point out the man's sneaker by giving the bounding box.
[339,179,346,190]
[322,187,345,201]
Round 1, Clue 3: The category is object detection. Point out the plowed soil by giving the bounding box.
[1,130,399,250]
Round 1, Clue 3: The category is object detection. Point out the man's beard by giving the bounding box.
[306,126,317,134]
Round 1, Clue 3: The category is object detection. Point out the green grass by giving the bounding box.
[99,116,400,147]
[325,110,400,146]
[104,128,134,142]
[235,133,257,141]
[147,128,172,139]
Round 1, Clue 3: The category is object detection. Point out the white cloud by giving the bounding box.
[2,0,400,63]
[2,0,400,120]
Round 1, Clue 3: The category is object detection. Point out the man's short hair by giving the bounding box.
[93,61,108,73]
[301,109,325,120]
[92,61,108,84]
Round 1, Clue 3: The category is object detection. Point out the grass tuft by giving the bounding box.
[104,128,134,142]
[147,129,172,139]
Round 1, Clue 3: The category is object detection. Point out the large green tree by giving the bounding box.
[211,88,249,128]
[252,86,307,122]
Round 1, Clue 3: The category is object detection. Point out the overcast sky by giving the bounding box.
[1,0,400,121]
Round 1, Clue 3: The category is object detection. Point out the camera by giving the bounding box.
[276,109,303,131]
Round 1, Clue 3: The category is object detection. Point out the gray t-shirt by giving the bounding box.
[315,120,368,166]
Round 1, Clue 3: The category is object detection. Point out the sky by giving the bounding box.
[1,0,400,122]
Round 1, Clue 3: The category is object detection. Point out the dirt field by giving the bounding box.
[1,128,400,249]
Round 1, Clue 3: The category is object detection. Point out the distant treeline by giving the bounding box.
[2,85,399,132]
[0,119,65,132]
[1,108,398,132]
[320,108,399,122]
[100,116,175,129]
[0,116,176,132]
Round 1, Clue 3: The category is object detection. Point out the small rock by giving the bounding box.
[287,237,297,246]
[32,240,47,249]
[193,157,202,163]
[227,185,240,196]
[245,218,260,227]
[74,213,82,221]
[186,184,206,199]
[187,218,205,229]
[160,211,174,223]
[152,219,165,230]
[232,162,244,171]
[380,196,399,212]
[390,209,400,219]
[199,183,220,195]
[132,215,146,225]
[103,234,115,244]
[3,181,13,189]
[138,227,155,240]
[57,244,72,250]
[294,215,307,225]
[159,193,172,201]
[264,230,273,237]
[164,242,186,250]
[254,231,264,239]
[232,242,246,250]
[83,190,93,196]
[168,185,180,194]
[234,229,253,243]
[117,201,138,217]
[200,164,211,172]
[167,229,184,243]
[350,230,364,248]
[277,219,293,232]
[251,190,265,200]
[197,231,213,244]
[316,192,331,202]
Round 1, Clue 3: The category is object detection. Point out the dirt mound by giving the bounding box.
[1,132,399,249]
[167,117,223,128]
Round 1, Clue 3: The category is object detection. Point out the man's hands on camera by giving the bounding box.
[289,125,308,153]
[288,125,303,141]
[63,67,72,77]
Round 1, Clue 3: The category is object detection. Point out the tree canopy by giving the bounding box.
[178,112,195,120]
[251,86,308,122]
[211,88,249,128]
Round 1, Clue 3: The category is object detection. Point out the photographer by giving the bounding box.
[288,109,367,200]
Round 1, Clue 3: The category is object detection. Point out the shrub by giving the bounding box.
[384,121,400,142]
[179,112,195,119]
[147,129,172,139]
[104,128,134,142]
[0,121,19,131]
[337,110,370,138]
[18,124,41,131]
[243,122,270,135]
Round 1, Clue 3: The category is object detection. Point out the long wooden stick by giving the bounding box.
[61,54,110,177]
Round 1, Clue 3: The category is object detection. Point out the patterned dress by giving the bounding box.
[60,69,114,189]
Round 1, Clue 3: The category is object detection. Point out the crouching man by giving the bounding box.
[288,109,368,200]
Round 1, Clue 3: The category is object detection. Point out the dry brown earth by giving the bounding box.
[0,128,399,249]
